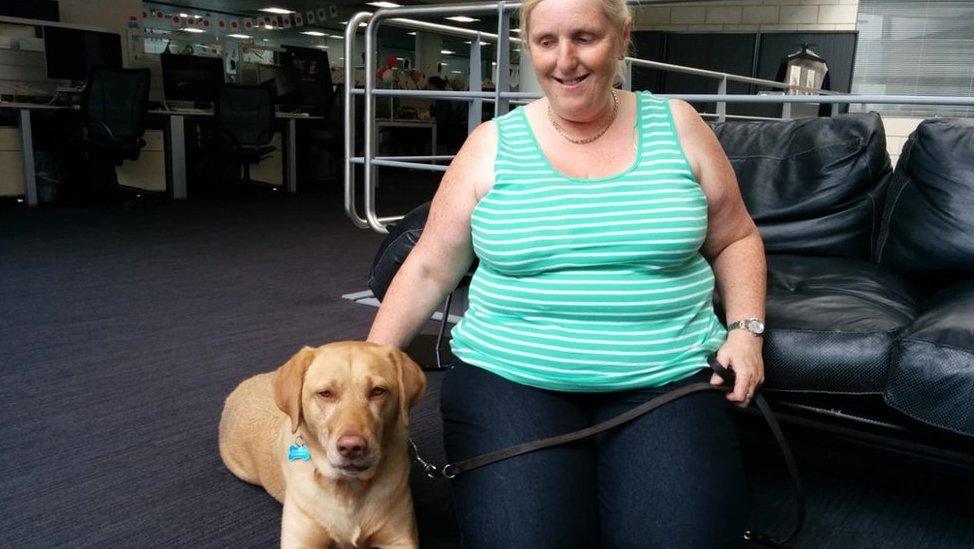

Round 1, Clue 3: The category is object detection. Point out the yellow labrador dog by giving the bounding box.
[219,341,426,548]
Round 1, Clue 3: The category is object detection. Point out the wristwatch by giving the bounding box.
[727,317,765,337]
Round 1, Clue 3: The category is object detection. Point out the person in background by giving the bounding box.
[368,0,766,545]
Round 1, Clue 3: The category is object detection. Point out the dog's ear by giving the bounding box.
[389,347,426,427]
[274,346,316,434]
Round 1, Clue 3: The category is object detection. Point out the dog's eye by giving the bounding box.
[317,390,334,400]
[369,387,388,398]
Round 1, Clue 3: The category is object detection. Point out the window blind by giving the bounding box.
[852,0,973,117]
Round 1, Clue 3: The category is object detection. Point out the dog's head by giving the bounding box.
[273,341,425,480]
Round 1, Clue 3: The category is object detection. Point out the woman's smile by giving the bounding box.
[553,73,590,89]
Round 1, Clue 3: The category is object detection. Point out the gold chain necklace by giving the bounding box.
[546,90,619,145]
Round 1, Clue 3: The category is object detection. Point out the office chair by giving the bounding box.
[306,84,346,187]
[214,83,277,189]
[72,66,151,202]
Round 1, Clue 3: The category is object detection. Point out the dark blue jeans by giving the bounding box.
[440,359,748,549]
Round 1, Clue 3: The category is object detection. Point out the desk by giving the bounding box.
[0,101,77,206]
[0,100,321,206]
[376,119,437,159]
[150,107,322,200]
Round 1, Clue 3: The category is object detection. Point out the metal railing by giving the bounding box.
[343,1,974,233]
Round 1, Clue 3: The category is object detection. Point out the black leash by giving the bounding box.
[409,355,804,547]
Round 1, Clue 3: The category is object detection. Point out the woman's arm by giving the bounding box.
[367,121,497,349]
[670,99,766,407]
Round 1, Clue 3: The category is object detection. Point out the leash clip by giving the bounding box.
[409,439,458,479]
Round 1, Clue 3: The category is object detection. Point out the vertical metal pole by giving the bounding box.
[287,118,297,194]
[344,12,369,228]
[622,59,632,92]
[434,291,454,370]
[18,108,37,207]
[431,125,437,159]
[781,102,792,119]
[494,2,511,117]
[169,114,187,200]
[717,75,727,122]
[364,17,386,232]
[468,33,483,132]
[831,102,840,116]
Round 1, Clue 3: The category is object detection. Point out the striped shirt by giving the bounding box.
[450,91,727,392]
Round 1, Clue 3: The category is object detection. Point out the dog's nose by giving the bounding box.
[337,435,368,459]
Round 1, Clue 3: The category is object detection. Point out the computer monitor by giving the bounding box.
[161,51,225,107]
[281,46,334,113]
[258,65,302,106]
[44,27,122,80]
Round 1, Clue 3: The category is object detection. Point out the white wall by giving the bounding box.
[627,2,933,173]
[633,0,860,32]
[58,0,144,67]
[881,116,923,167]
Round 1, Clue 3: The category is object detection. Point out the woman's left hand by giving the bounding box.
[709,330,764,407]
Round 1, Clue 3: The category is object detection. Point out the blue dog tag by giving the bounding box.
[288,439,311,462]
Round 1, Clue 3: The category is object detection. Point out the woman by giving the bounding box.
[368,0,765,545]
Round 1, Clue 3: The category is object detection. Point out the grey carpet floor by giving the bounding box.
[0,193,970,548]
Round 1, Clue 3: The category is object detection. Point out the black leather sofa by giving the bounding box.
[370,114,973,515]
[708,113,973,444]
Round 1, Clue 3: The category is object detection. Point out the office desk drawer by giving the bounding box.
[0,127,25,197]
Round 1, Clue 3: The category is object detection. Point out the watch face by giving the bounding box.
[748,319,765,334]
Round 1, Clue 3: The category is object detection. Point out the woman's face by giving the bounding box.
[527,0,629,122]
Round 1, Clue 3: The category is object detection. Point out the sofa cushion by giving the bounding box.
[761,254,919,394]
[368,202,430,301]
[368,201,477,302]
[709,113,891,260]
[885,282,974,436]
[875,118,974,293]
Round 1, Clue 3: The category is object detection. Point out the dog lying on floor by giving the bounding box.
[219,341,426,548]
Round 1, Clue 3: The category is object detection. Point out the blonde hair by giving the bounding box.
[518,0,633,85]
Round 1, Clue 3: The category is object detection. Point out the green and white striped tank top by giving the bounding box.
[450,91,727,392]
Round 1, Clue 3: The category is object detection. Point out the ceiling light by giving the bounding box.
[180,28,205,33]
[179,12,189,17]
[510,29,521,33]
[301,31,326,36]
[441,49,454,54]
[259,7,294,14]
[446,16,478,23]
[228,34,252,39]
[263,24,276,30]
[407,32,416,35]
[316,45,328,49]
[464,41,489,46]
[451,70,462,73]
[367,1,401,7]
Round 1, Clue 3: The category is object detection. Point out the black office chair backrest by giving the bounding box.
[81,66,151,142]
[216,83,275,148]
